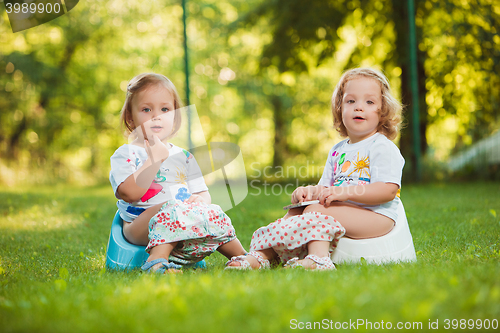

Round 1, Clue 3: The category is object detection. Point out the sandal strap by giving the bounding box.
[285,257,301,268]
[225,252,270,270]
[247,251,271,269]
[304,254,336,270]
[141,258,182,273]
[225,255,252,269]
[285,255,336,270]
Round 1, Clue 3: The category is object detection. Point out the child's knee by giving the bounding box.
[303,203,328,215]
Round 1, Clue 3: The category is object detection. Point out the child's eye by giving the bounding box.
[161,107,170,112]
[142,108,151,112]
[367,101,374,105]
[346,99,355,104]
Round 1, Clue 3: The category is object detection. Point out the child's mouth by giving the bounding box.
[353,116,365,120]
[150,126,163,132]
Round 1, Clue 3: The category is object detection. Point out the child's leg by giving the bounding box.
[287,240,330,269]
[145,242,180,272]
[303,203,394,239]
[284,206,306,219]
[217,238,246,259]
[123,203,164,246]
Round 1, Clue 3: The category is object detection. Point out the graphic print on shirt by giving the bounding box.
[175,187,191,201]
[175,166,188,185]
[341,160,351,173]
[333,151,371,186]
[141,169,165,202]
[332,151,339,176]
[154,169,166,183]
[334,152,353,186]
[338,153,351,173]
[348,152,370,179]
[182,149,194,163]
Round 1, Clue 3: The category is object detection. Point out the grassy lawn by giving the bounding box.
[1,182,499,332]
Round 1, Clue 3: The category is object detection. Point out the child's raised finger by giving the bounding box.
[152,134,162,146]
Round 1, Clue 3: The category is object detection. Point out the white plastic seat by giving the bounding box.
[331,201,417,265]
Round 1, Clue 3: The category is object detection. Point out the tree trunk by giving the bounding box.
[393,0,428,181]
[7,116,28,160]
[271,93,288,168]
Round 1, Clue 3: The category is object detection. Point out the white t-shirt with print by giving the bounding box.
[318,132,405,222]
[109,143,208,222]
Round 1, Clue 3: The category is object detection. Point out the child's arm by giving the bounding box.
[317,182,399,206]
[117,136,170,203]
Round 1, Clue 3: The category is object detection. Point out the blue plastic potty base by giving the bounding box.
[105,211,206,270]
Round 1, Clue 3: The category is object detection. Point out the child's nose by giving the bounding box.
[151,110,162,119]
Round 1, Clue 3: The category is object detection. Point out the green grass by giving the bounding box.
[1,182,499,332]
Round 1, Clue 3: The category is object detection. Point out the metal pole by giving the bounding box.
[408,0,422,181]
[182,0,193,149]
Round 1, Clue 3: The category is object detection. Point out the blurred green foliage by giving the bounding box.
[0,0,499,185]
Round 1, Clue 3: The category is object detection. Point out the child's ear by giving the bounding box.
[125,113,134,129]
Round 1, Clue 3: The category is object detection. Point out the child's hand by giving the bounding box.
[145,135,169,164]
[184,194,206,204]
[317,186,349,206]
[291,186,316,203]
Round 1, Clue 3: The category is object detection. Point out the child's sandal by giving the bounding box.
[225,251,271,270]
[285,254,336,271]
[141,258,183,274]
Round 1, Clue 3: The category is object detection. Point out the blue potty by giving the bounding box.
[105,211,207,270]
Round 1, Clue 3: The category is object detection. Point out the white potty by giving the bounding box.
[331,201,417,265]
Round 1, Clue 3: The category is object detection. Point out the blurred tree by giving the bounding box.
[0,0,187,184]
[185,0,296,169]
[421,0,500,159]
[232,0,427,177]
[230,0,500,179]
[1,0,498,185]
[231,0,348,169]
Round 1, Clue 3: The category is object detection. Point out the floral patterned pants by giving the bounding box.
[146,200,236,265]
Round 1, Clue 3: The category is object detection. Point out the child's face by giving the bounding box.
[341,77,382,143]
[129,84,176,144]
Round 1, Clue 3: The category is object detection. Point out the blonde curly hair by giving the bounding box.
[331,68,403,140]
[120,73,183,137]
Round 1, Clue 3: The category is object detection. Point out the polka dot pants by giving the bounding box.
[249,212,346,263]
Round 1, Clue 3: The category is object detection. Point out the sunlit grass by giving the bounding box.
[1,182,499,332]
